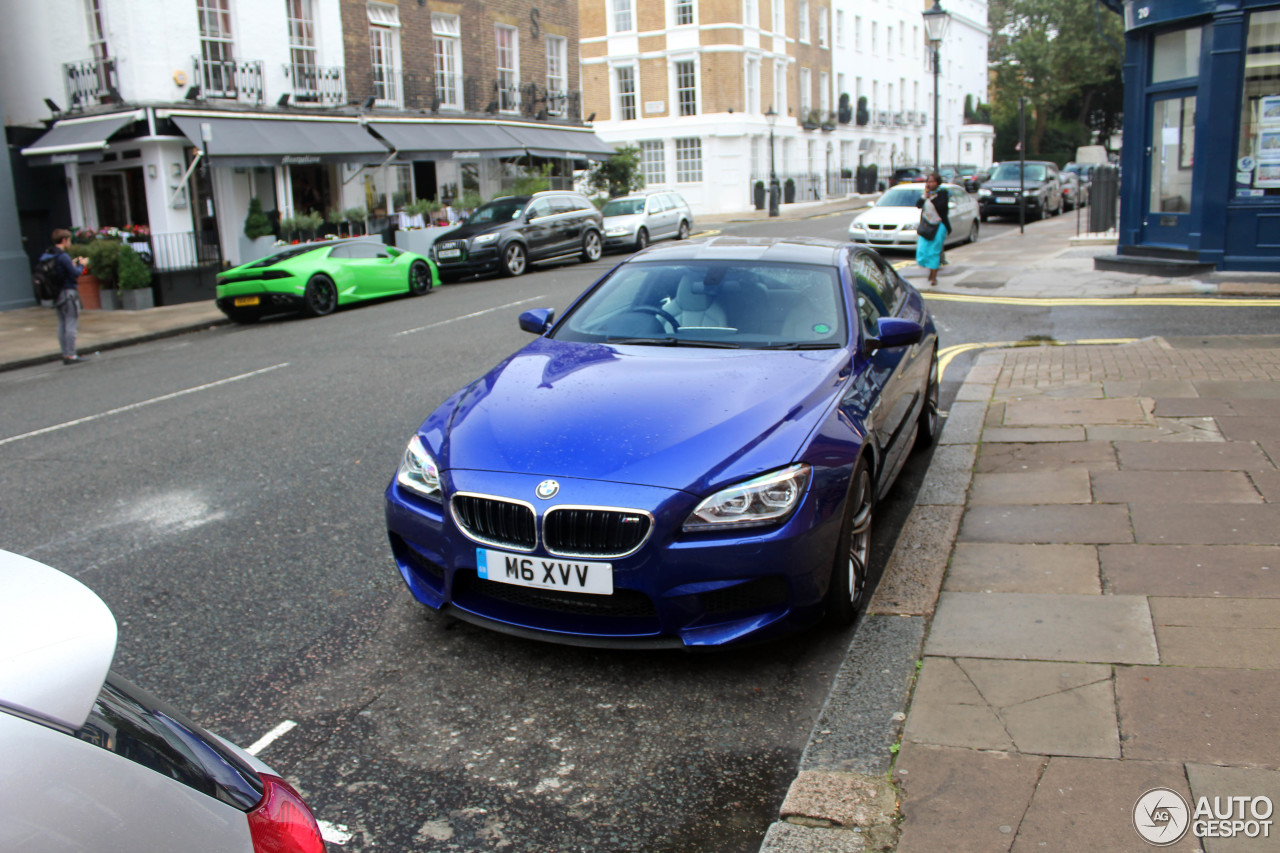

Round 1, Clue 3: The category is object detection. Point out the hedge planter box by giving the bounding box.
[395,226,458,256]
[120,288,155,311]
[99,288,121,310]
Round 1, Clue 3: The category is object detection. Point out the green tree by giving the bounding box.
[511,163,554,196]
[988,0,1123,159]
[585,146,644,198]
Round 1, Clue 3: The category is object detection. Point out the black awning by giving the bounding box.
[21,111,142,166]
[170,114,390,167]
[498,124,616,161]
[368,120,526,160]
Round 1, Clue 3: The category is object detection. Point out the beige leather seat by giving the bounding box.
[663,276,728,328]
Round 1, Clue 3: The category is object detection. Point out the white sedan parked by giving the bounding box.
[848,183,980,250]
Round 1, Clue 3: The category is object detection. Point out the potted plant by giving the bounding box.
[784,177,796,204]
[297,211,324,242]
[821,111,837,132]
[856,96,870,126]
[116,244,154,310]
[753,180,766,210]
[84,239,123,310]
[343,206,367,236]
[239,197,278,264]
[803,109,821,131]
[66,241,104,309]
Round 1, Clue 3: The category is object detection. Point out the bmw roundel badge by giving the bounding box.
[535,480,560,500]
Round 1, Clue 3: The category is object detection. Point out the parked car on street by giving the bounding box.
[216,239,438,323]
[430,191,604,279]
[848,182,981,248]
[601,191,695,252]
[965,166,993,193]
[385,236,939,648]
[977,161,1064,221]
[1061,162,1096,209]
[891,166,928,184]
[0,549,325,852]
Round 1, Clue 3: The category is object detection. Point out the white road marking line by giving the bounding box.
[0,363,290,447]
[318,820,353,845]
[394,296,548,337]
[245,719,298,756]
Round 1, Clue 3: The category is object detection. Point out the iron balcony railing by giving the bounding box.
[286,63,345,107]
[192,56,264,104]
[63,57,120,109]
[398,73,583,121]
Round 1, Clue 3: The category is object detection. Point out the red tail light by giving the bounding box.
[247,774,326,853]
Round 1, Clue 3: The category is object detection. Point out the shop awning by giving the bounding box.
[368,120,526,160]
[169,114,390,168]
[498,124,615,161]
[368,120,614,162]
[21,110,143,166]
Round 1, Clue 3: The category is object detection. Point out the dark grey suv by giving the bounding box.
[977,161,1063,221]
[431,191,604,279]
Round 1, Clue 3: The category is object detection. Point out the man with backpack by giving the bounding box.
[37,229,89,365]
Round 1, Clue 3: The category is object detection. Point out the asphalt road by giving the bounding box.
[6,210,1280,851]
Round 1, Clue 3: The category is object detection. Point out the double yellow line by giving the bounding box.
[937,338,1137,381]
[924,292,1280,308]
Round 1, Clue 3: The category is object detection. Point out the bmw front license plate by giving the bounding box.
[998,196,1016,204]
[437,248,462,259]
[476,548,613,595]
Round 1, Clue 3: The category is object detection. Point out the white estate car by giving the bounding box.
[848,183,980,249]
[0,549,325,853]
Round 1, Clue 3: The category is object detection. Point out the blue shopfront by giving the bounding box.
[1114,0,1280,270]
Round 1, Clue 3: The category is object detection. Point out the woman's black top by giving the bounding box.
[916,188,951,235]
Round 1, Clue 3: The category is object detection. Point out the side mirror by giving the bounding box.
[519,308,555,335]
[867,316,923,351]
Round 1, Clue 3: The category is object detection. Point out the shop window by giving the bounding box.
[1237,10,1280,197]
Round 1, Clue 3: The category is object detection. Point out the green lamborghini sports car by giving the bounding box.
[215,239,439,323]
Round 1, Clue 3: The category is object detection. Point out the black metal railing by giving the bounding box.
[151,230,220,272]
[287,63,345,107]
[394,73,583,122]
[63,57,120,109]
[193,56,264,104]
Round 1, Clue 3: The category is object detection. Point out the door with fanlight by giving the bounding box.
[1141,26,1202,247]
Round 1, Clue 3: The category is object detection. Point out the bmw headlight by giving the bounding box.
[684,464,811,532]
[977,188,992,197]
[396,435,442,502]
[903,221,917,231]
[472,233,500,245]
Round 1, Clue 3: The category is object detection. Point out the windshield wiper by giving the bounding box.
[604,336,741,349]
[758,342,841,350]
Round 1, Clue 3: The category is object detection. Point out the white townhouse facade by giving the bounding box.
[579,0,990,217]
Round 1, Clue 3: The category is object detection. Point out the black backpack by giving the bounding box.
[32,253,61,302]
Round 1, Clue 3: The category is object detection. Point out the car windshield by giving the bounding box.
[602,199,646,216]
[468,199,526,223]
[878,186,924,207]
[553,260,847,349]
[991,163,1049,182]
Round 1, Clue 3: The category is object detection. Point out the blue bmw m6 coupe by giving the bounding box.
[385,236,939,648]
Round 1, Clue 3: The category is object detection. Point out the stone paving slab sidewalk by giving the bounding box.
[765,336,1280,852]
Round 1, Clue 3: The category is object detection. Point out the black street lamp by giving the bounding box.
[766,106,780,217]
[922,0,950,176]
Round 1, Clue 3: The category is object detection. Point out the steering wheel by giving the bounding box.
[619,305,680,333]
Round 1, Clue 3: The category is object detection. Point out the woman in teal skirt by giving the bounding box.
[915,174,950,286]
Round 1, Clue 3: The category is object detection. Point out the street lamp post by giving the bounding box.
[922,0,950,177]
[766,106,780,217]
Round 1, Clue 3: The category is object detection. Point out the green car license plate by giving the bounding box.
[234,296,260,307]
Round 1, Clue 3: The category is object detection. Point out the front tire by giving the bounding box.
[303,274,337,317]
[915,349,941,450]
[409,260,433,295]
[581,230,603,262]
[827,457,873,626]
[501,242,527,277]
